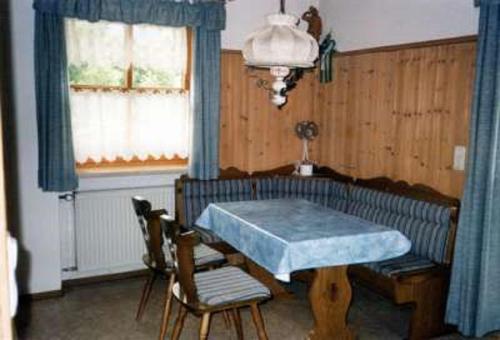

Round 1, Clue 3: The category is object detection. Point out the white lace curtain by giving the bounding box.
[70,91,189,163]
[66,19,190,164]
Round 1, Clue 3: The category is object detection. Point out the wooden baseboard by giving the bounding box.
[62,269,150,289]
[20,289,64,301]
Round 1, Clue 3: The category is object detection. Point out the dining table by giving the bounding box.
[196,199,411,339]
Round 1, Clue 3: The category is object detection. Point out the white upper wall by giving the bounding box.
[319,0,479,51]
[222,0,319,49]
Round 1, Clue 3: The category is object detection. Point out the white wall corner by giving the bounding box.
[318,0,479,52]
[10,0,62,294]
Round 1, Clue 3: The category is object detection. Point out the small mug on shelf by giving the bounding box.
[299,164,313,176]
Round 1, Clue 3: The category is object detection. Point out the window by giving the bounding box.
[66,19,191,170]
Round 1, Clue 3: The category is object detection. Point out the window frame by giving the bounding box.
[68,22,192,170]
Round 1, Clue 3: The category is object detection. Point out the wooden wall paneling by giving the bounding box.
[220,51,318,172]
[314,41,475,198]
[220,40,475,198]
[220,52,246,170]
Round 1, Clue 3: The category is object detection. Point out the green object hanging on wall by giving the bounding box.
[319,33,336,83]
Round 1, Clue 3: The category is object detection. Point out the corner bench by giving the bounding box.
[174,165,459,340]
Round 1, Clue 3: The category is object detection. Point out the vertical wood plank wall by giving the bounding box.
[315,41,476,198]
[220,50,318,172]
[219,39,476,198]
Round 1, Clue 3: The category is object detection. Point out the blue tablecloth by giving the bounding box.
[196,199,411,281]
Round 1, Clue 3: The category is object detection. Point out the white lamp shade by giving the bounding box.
[243,14,319,68]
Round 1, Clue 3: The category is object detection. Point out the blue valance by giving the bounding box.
[33,0,226,31]
[475,0,500,6]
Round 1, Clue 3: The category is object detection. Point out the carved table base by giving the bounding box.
[308,265,354,340]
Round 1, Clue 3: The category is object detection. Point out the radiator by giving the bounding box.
[60,185,175,280]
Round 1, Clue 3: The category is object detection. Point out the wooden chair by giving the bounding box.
[131,197,226,337]
[169,231,271,340]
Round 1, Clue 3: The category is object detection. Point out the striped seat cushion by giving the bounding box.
[183,179,253,243]
[161,243,225,268]
[362,253,437,277]
[347,186,452,264]
[173,266,271,306]
[255,176,348,211]
[193,243,225,267]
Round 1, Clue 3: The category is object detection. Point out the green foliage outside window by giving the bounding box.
[133,67,181,88]
[69,63,125,87]
[69,63,183,88]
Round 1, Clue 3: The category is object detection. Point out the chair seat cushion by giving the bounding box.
[173,266,271,307]
[147,243,224,271]
[193,243,226,267]
[361,253,437,277]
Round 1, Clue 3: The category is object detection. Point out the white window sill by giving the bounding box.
[77,165,187,178]
[76,166,187,192]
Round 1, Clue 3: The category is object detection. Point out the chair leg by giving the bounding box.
[171,305,188,340]
[136,272,157,321]
[222,310,232,329]
[250,303,268,340]
[231,308,244,340]
[158,273,176,340]
[199,312,211,340]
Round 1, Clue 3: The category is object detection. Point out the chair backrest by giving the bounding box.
[160,214,180,267]
[175,231,200,306]
[131,196,167,270]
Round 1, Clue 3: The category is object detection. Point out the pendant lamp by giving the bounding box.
[242,0,319,106]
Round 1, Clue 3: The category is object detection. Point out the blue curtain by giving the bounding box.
[33,0,226,30]
[446,1,500,336]
[188,26,221,179]
[33,0,225,188]
[34,11,78,191]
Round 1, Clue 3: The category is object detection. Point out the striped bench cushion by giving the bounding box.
[254,177,277,200]
[362,253,437,277]
[347,186,452,264]
[326,180,349,212]
[255,176,348,211]
[173,266,271,306]
[183,179,253,243]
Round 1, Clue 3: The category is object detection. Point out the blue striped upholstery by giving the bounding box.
[274,177,332,205]
[193,244,225,266]
[254,177,278,200]
[161,243,225,268]
[254,176,348,211]
[362,253,437,277]
[347,186,452,264]
[183,179,253,242]
[327,180,349,212]
[173,266,271,306]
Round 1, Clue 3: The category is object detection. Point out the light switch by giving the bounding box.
[453,145,467,171]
